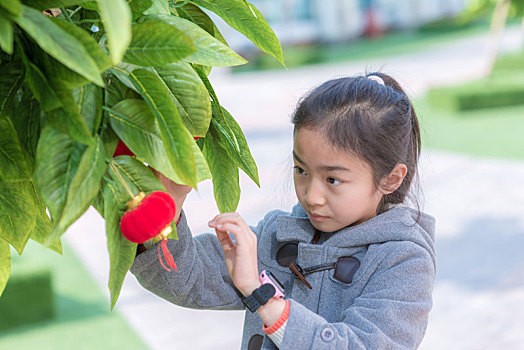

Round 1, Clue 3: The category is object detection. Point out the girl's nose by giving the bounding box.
[305,180,326,207]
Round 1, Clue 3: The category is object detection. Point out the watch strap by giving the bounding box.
[242,283,276,313]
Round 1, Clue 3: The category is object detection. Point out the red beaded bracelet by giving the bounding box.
[263,300,290,335]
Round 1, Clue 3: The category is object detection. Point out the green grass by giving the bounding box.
[0,266,54,330]
[417,97,524,160]
[426,74,524,111]
[420,47,524,160]
[0,241,147,350]
[426,49,524,112]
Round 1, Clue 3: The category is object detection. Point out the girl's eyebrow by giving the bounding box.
[292,151,351,172]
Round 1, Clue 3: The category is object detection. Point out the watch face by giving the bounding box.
[267,271,285,292]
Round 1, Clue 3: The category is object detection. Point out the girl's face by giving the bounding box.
[293,127,384,233]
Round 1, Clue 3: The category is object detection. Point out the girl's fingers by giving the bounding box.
[215,229,235,250]
[213,222,250,247]
[209,212,245,226]
[209,213,256,250]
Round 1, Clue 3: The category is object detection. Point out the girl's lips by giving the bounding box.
[310,213,329,221]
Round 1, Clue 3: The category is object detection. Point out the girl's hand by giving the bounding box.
[208,213,261,297]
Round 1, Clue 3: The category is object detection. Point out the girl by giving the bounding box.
[131,72,436,349]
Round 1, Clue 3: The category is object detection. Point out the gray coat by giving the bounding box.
[131,204,436,349]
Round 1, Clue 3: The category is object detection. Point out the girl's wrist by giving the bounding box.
[257,297,287,328]
[173,194,188,224]
[240,281,262,297]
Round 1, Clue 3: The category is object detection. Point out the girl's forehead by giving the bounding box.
[293,128,369,172]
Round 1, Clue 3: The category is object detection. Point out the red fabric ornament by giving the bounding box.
[120,191,178,272]
[113,140,135,157]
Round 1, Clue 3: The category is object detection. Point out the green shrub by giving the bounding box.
[0,267,54,330]
[0,0,284,309]
[427,72,524,111]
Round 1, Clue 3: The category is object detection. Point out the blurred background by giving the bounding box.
[2,0,524,349]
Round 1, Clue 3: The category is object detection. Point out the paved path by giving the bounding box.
[65,27,524,349]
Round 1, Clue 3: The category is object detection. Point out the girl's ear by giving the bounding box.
[379,164,408,194]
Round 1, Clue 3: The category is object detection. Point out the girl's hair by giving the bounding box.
[291,72,421,215]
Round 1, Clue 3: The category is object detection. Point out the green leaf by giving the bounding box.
[191,0,284,66]
[47,135,106,244]
[176,2,213,34]
[3,98,61,253]
[177,2,228,45]
[203,128,240,213]
[22,44,96,146]
[104,157,166,308]
[0,12,14,54]
[128,0,153,19]
[99,112,119,159]
[0,0,22,18]
[212,106,259,186]
[107,99,210,183]
[92,184,105,217]
[51,18,112,74]
[104,182,136,310]
[0,179,37,254]
[109,64,139,93]
[0,117,32,182]
[96,0,132,65]
[21,0,92,11]
[44,96,94,147]
[73,83,103,135]
[114,67,197,187]
[193,64,258,186]
[0,238,10,297]
[0,59,23,117]
[16,5,104,86]
[110,156,165,199]
[152,62,211,137]
[27,181,62,254]
[123,21,196,66]
[145,14,246,67]
[79,1,98,11]
[143,0,169,14]
[105,76,139,108]
[35,124,87,222]
[24,19,110,93]
[9,89,41,172]
[22,59,61,112]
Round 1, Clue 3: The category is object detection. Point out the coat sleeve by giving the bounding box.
[279,242,435,349]
[130,210,266,310]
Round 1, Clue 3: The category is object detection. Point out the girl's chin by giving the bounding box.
[309,219,340,233]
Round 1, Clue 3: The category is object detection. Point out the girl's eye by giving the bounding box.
[327,177,341,185]
[294,166,306,175]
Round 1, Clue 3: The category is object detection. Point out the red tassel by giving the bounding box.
[157,243,171,272]
[157,239,177,272]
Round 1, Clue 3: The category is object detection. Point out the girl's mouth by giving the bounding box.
[310,213,329,221]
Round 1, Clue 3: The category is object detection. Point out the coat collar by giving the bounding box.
[274,203,435,250]
[276,215,316,243]
[275,204,316,243]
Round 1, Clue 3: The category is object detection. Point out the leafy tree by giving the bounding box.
[466,0,524,74]
[0,0,284,309]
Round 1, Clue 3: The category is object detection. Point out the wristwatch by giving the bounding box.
[242,270,285,313]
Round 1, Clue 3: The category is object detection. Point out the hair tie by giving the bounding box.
[367,75,385,86]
